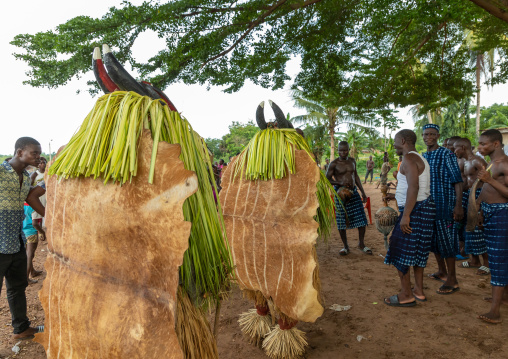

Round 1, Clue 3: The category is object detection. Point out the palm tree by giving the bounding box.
[464,30,497,136]
[363,127,383,153]
[290,91,371,161]
[337,128,367,160]
[302,123,328,165]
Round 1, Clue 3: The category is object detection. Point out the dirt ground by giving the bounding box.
[1,182,506,358]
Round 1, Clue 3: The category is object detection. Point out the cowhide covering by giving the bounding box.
[219,150,323,322]
[35,130,198,358]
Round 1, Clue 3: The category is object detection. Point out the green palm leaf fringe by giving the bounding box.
[49,91,233,309]
[230,128,336,239]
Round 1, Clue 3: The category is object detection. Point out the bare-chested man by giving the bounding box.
[454,138,489,274]
[476,129,508,324]
[364,156,375,184]
[326,141,370,255]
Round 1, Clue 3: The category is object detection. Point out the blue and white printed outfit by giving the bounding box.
[423,147,463,259]
[481,202,508,287]
[334,186,368,230]
[385,152,436,274]
[465,188,487,255]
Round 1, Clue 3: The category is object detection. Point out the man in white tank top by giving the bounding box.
[383,130,436,306]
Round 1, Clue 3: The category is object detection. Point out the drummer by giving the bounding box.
[326,141,370,255]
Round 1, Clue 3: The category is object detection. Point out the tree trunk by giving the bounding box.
[476,54,481,137]
[427,111,433,124]
[383,124,387,151]
[329,126,335,161]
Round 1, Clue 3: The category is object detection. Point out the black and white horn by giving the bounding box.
[256,101,268,130]
[269,100,293,129]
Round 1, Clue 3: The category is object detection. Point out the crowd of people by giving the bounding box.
[325,125,508,324]
[1,126,507,348]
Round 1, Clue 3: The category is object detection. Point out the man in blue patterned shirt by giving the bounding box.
[1,137,46,339]
[422,124,464,295]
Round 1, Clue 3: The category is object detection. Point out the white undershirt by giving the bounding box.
[395,151,431,206]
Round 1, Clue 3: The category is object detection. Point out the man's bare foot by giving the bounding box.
[31,270,43,277]
[478,313,502,324]
[483,297,508,305]
[13,327,38,340]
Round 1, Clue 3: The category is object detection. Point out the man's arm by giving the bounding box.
[32,218,46,241]
[26,186,45,217]
[325,162,340,186]
[400,157,420,234]
[30,172,37,186]
[446,152,464,221]
[453,182,464,221]
[478,163,508,199]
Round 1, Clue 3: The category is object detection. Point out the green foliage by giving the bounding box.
[205,121,258,162]
[11,0,508,114]
[473,103,508,130]
[302,123,327,165]
[414,102,508,148]
[338,129,367,160]
[204,137,224,161]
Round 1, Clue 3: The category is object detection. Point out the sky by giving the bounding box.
[1,1,507,155]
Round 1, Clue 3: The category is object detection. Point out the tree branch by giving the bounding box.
[387,20,412,59]
[201,0,322,67]
[402,21,447,65]
[178,5,271,17]
[468,0,508,24]
[201,0,289,67]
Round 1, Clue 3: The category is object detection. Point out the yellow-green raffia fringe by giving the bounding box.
[230,128,336,239]
[49,91,233,308]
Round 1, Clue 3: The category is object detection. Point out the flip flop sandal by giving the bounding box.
[360,246,373,255]
[477,314,503,324]
[458,261,480,269]
[339,248,350,256]
[477,266,490,275]
[436,285,460,295]
[427,273,445,283]
[413,294,427,302]
[384,295,416,307]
